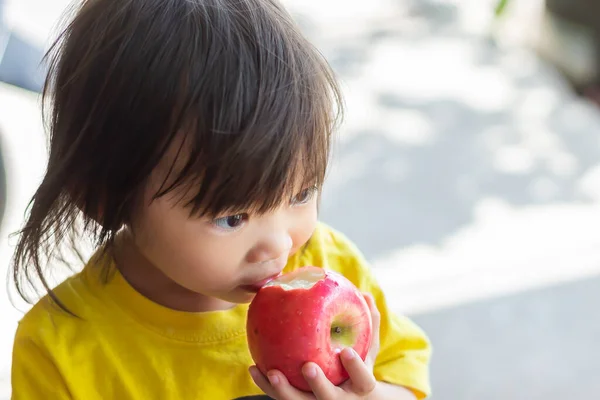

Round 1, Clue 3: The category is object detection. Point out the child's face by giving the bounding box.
[120,145,319,311]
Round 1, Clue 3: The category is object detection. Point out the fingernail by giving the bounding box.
[305,365,317,378]
[267,373,280,385]
[342,348,356,361]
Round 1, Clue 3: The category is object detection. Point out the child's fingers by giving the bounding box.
[249,366,314,400]
[339,347,377,396]
[363,292,381,337]
[301,362,339,400]
[249,366,279,398]
[266,370,315,400]
[362,292,381,366]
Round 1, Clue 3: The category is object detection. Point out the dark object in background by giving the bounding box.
[0,0,7,63]
[0,0,45,93]
[0,0,46,232]
[0,32,45,92]
[545,0,600,91]
[496,0,600,104]
[0,0,6,231]
[0,134,6,232]
[546,0,600,36]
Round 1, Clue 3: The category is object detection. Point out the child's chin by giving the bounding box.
[223,290,257,304]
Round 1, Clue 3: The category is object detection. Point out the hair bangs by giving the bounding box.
[152,0,343,217]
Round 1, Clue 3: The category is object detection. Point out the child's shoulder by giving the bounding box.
[14,269,95,345]
[291,222,372,285]
[307,222,364,256]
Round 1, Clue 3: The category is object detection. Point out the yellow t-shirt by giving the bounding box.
[11,223,431,399]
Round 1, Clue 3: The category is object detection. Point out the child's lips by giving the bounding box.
[241,273,282,293]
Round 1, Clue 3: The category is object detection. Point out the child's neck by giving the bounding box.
[113,232,236,313]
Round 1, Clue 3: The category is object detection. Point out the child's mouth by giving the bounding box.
[240,274,281,293]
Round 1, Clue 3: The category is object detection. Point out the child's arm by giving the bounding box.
[352,293,425,400]
[366,277,431,399]
[371,382,419,399]
[321,224,432,398]
[339,292,424,400]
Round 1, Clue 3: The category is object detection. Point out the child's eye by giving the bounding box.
[212,214,248,230]
[291,186,318,206]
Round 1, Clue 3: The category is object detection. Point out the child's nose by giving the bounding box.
[247,232,293,264]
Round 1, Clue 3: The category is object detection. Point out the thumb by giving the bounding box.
[362,292,381,367]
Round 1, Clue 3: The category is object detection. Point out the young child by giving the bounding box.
[10,0,431,399]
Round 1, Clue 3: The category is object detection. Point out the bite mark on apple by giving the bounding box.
[263,266,325,290]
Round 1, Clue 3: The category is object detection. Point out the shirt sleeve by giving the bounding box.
[361,270,432,399]
[11,322,71,400]
[325,227,432,399]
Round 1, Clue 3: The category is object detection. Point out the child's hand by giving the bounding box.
[249,293,381,400]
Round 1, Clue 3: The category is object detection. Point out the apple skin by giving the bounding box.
[246,266,373,392]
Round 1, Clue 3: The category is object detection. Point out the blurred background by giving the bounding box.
[1,0,600,398]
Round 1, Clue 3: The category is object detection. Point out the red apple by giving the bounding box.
[246,266,372,391]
